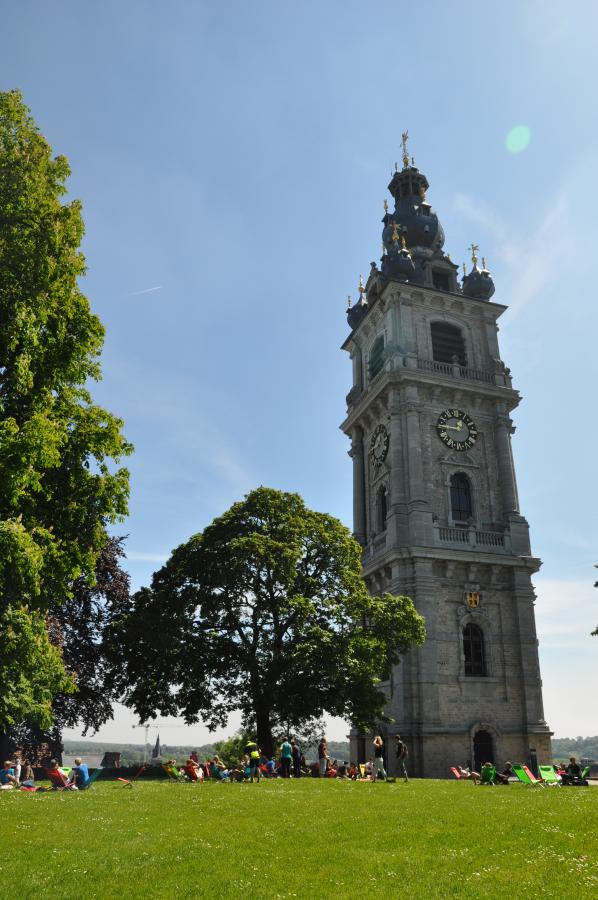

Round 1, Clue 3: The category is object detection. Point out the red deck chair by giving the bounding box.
[450,767,462,779]
[117,764,147,787]
[44,767,71,790]
[184,763,203,782]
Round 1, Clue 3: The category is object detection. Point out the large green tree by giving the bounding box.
[0,90,131,730]
[108,487,425,756]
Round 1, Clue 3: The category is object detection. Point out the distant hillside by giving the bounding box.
[551,736,598,762]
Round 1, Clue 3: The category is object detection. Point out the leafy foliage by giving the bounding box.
[0,90,131,730]
[0,605,73,730]
[108,487,425,755]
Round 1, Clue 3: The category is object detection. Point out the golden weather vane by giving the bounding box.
[401,130,409,168]
[469,243,479,266]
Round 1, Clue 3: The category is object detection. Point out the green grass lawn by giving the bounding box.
[1,779,597,898]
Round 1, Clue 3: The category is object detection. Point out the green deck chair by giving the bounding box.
[539,765,561,785]
[512,764,543,787]
[162,763,185,782]
[80,767,104,790]
[481,764,496,785]
[581,766,590,780]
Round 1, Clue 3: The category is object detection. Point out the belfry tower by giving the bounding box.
[341,138,551,777]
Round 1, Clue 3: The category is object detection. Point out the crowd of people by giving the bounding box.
[455,756,589,786]
[2,741,587,791]
[167,734,409,784]
[0,757,91,792]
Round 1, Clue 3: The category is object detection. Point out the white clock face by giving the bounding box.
[436,408,478,451]
[370,424,389,465]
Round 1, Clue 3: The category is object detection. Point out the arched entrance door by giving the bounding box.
[473,730,493,773]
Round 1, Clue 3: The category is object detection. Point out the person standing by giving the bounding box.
[280,737,292,778]
[291,739,301,778]
[244,740,261,783]
[372,736,387,781]
[394,734,409,782]
[318,738,329,777]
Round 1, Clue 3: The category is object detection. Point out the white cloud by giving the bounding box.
[126,286,163,297]
[452,153,598,332]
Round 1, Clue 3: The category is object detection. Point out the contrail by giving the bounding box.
[127,285,162,296]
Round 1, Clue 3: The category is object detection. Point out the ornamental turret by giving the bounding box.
[462,243,496,301]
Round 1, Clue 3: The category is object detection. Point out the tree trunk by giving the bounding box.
[255,706,273,758]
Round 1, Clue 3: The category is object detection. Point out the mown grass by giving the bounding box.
[1,779,597,898]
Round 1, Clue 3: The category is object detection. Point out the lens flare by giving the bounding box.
[506,125,531,154]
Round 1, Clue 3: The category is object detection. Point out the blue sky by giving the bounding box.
[2,0,597,747]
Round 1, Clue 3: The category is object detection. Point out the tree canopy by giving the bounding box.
[0,90,131,731]
[108,487,425,756]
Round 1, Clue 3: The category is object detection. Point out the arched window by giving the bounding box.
[463,624,486,676]
[450,473,472,523]
[377,485,388,532]
[431,321,467,366]
[368,336,385,379]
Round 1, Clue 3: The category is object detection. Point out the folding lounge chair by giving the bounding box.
[512,764,543,787]
[162,763,185,782]
[79,768,104,790]
[481,765,496,785]
[117,765,147,787]
[538,765,561,785]
[45,767,70,790]
[450,767,462,780]
[581,766,590,781]
[184,764,203,783]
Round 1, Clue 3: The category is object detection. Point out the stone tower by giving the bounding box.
[341,143,551,777]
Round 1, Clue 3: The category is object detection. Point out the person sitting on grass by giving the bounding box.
[47,759,77,790]
[457,765,481,785]
[0,761,17,789]
[348,763,358,781]
[20,759,35,787]
[67,758,90,789]
[562,757,583,785]
[326,760,338,778]
[209,756,230,781]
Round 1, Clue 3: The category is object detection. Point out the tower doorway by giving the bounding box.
[473,730,493,772]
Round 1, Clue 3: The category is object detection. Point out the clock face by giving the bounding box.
[436,408,478,451]
[370,424,389,465]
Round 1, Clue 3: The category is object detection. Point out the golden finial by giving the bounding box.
[358,274,365,295]
[469,243,479,267]
[462,262,467,277]
[384,199,388,214]
[391,222,400,242]
[347,294,352,308]
[401,130,409,169]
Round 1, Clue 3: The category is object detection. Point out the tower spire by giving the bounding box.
[401,130,410,169]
